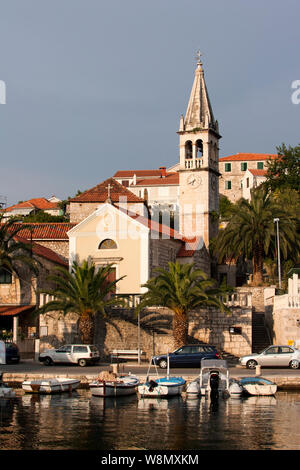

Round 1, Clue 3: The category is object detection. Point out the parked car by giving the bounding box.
[239,345,300,369]
[5,342,20,364]
[39,344,100,367]
[152,344,221,369]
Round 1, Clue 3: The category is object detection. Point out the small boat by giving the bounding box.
[0,373,16,398]
[138,355,186,398]
[22,378,81,394]
[186,359,243,398]
[239,376,277,396]
[89,372,139,397]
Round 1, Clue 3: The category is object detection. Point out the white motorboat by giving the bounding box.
[89,372,139,397]
[22,378,81,394]
[239,377,277,396]
[0,373,16,398]
[186,359,243,398]
[138,355,186,398]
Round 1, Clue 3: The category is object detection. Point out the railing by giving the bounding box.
[185,158,203,169]
[111,293,142,309]
[288,296,300,308]
[39,293,55,306]
[274,294,300,309]
[110,292,251,310]
[221,292,252,308]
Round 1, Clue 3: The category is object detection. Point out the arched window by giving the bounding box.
[185,141,192,159]
[196,139,203,157]
[144,189,148,201]
[98,239,117,250]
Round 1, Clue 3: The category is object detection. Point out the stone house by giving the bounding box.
[1,197,63,219]
[8,222,75,264]
[241,168,267,200]
[219,153,277,203]
[0,236,68,357]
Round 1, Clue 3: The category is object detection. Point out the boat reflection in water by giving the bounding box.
[1,389,300,450]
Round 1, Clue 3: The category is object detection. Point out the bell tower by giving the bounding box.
[178,51,221,247]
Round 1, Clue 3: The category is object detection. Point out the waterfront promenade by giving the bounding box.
[2,359,300,391]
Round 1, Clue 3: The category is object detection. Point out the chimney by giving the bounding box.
[159,166,166,178]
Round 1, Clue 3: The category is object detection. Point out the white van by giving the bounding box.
[39,344,100,367]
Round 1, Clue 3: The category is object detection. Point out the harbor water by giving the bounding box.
[1,390,300,451]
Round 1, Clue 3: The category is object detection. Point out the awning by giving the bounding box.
[0,305,36,316]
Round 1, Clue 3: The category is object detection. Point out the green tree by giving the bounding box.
[214,186,300,286]
[219,195,234,221]
[265,143,300,193]
[37,260,125,344]
[136,261,230,348]
[23,211,69,223]
[0,215,38,279]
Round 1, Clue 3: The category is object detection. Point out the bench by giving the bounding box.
[110,349,146,362]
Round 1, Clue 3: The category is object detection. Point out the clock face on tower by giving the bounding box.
[187,174,201,188]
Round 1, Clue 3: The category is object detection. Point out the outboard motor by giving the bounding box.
[148,380,158,392]
[209,371,220,400]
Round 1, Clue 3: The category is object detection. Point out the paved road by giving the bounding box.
[1,359,300,378]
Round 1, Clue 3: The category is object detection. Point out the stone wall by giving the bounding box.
[0,265,36,305]
[39,304,252,359]
[272,308,300,345]
[35,240,69,263]
[39,311,80,350]
[150,239,181,276]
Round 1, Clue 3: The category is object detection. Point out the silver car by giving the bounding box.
[239,345,300,369]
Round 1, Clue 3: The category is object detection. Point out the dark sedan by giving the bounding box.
[5,342,20,364]
[152,344,221,369]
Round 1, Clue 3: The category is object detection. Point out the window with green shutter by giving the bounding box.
[225,163,231,172]
[241,162,247,171]
[225,181,232,190]
[257,162,264,169]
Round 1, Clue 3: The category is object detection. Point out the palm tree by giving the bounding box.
[136,261,231,348]
[0,215,38,279]
[37,260,125,344]
[214,187,300,285]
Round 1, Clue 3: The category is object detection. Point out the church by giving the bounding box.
[66,53,222,296]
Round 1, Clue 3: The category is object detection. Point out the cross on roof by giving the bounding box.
[196,49,202,64]
[105,183,112,203]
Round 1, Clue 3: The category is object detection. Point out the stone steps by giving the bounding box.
[252,312,271,353]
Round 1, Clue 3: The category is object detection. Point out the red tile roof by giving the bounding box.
[134,173,179,186]
[0,305,36,316]
[176,237,202,257]
[116,205,182,239]
[69,178,145,203]
[219,153,277,162]
[4,198,60,212]
[116,205,199,257]
[114,169,166,178]
[249,169,267,177]
[14,235,68,267]
[5,223,75,240]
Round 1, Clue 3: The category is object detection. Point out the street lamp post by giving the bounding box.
[273,218,281,289]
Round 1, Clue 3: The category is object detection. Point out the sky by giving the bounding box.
[0,0,299,206]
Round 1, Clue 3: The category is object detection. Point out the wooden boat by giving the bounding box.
[239,377,277,396]
[186,359,243,398]
[138,355,186,398]
[89,373,139,397]
[22,378,81,394]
